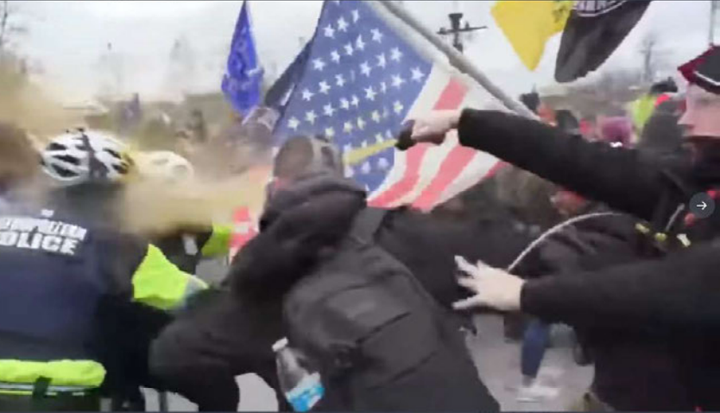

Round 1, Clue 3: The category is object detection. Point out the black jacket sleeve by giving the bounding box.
[93,230,175,395]
[150,290,285,410]
[228,188,365,301]
[96,230,148,297]
[521,241,720,329]
[456,109,689,221]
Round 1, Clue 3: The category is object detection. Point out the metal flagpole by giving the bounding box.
[711,0,718,46]
[374,0,537,119]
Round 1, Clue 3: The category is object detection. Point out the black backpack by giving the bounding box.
[283,208,499,412]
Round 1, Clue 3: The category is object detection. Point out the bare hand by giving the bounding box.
[408,110,462,145]
[453,256,525,312]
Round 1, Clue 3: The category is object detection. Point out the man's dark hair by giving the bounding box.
[273,135,341,180]
[519,92,541,115]
[650,78,678,95]
[273,136,315,179]
[48,182,125,230]
[555,109,580,135]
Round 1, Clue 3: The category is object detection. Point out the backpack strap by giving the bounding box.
[349,208,388,245]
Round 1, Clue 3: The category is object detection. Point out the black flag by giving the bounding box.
[264,42,311,111]
[555,0,651,83]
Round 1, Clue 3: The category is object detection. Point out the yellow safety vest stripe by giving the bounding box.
[631,94,656,132]
[0,359,105,388]
[201,223,232,257]
[132,244,208,310]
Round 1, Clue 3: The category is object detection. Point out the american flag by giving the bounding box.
[230,0,502,256]
[273,0,500,210]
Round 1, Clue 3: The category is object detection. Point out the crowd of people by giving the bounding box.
[1,36,720,412]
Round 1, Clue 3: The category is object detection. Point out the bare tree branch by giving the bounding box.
[0,0,10,52]
[638,32,672,84]
[0,1,27,53]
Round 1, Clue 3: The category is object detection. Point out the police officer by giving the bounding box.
[0,129,207,411]
[134,150,232,276]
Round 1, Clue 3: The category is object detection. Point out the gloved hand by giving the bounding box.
[453,256,525,312]
[405,110,462,145]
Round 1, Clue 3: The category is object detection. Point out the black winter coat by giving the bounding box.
[456,109,720,410]
[518,207,696,410]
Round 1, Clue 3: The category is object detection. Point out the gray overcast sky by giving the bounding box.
[9,1,714,104]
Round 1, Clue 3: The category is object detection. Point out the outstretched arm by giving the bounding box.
[454,243,720,330]
[409,109,689,221]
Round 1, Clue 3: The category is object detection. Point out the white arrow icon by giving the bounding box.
[698,201,708,211]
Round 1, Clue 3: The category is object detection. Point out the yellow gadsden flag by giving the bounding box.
[492,0,574,71]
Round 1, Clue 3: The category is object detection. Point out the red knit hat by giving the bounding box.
[679,46,720,95]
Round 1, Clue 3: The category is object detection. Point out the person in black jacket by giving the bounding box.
[636,97,686,156]
[151,135,526,411]
[517,193,686,410]
[405,46,720,411]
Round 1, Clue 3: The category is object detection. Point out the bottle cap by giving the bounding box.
[272,337,289,352]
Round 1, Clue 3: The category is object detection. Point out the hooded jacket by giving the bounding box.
[455,108,720,409]
[153,173,530,410]
[234,173,504,411]
[230,173,530,308]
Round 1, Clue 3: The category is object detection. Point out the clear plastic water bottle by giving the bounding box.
[273,338,325,412]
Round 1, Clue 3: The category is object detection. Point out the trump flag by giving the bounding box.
[222,1,264,116]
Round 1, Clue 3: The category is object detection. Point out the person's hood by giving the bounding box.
[229,173,367,300]
[259,172,365,229]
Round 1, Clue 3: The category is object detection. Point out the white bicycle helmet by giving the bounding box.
[135,151,195,183]
[40,129,134,186]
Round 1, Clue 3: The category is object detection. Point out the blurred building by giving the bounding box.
[539,80,644,118]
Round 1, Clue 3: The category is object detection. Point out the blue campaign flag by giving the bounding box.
[222,1,264,116]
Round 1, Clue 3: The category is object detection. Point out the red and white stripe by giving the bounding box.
[229,205,258,259]
[368,64,502,211]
